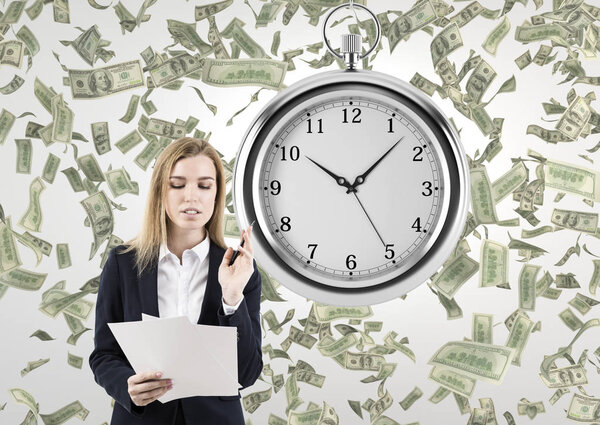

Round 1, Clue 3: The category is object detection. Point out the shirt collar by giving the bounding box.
[159,235,210,264]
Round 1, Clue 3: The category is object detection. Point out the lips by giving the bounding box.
[181,208,200,213]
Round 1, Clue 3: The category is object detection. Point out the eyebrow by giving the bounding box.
[169,176,215,181]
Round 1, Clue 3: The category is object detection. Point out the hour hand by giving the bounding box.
[305,155,355,193]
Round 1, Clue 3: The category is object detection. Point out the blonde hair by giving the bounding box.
[119,137,228,277]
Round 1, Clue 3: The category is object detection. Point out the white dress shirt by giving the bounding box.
[157,235,242,324]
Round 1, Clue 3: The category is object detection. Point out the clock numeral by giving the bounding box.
[270,180,281,195]
[307,118,323,134]
[412,217,423,232]
[346,254,357,270]
[422,181,433,196]
[387,118,394,133]
[281,145,300,161]
[280,216,291,231]
[385,244,395,259]
[308,244,318,259]
[413,146,423,161]
[342,107,361,123]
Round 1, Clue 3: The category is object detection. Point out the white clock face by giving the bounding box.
[255,89,451,289]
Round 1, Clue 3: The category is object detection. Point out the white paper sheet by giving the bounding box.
[108,315,239,403]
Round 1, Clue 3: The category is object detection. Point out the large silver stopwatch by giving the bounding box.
[233,2,470,306]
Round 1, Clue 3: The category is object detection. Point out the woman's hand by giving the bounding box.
[128,371,172,407]
[218,225,254,305]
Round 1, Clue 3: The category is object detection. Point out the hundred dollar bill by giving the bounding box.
[0,267,47,291]
[145,118,185,139]
[344,352,385,371]
[539,364,588,388]
[313,303,373,322]
[80,191,114,260]
[431,253,479,299]
[519,263,540,311]
[482,15,510,56]
[399,386,423,411]
[115,129,143,154]
[410,72,439,96]
[473,313,493,344]
[479,240,509,288]
[15,138,32,174]
[91,122,111,155]
[559,308,583,331]
[256,1,286,28]
[566,392,600,422]
[68,352,83,369]
[68,60,144,99]
[201,58,287,90]
[505,311,535,366]
[318,333,358,357]
[470,166,498,224]
[450,1,484,27]
[556,96,591,140]
[468,407,488,425]
[56,243,71,269]
[8,388,38,416]
[466,59,496,104]
[134,139,162,171]
[491,161,528,204]
[149,53,204,87]
[242,387,272,413]
[0,40,24,68]
[555,272,580,289]
[370,390,393,421]
[428,340,515,384]
[388,0,437,53]
[39,288,93,319]
[550,208,598,234]
[59,25,101,66]
[77,153,105,182]
[568,292,599,315]
[18,177,45,232]
[514,23,571,43]
[429,365,476,397]
[42,153,61,184]
[0,216,22,273]
[544,158,600,201]
[105,167,137,198]
[195,0,233,21]
[0,109,16,145]
[431,22,463,68]
[526,124,573,143]
[167,19,213,56]
[39,400,87,424]
[20,358,50,377]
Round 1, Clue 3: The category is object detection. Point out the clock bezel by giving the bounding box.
[233,69,470,306]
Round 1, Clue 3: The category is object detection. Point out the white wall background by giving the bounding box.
[0,0,599,424]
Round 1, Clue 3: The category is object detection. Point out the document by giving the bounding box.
[108,315,239,403]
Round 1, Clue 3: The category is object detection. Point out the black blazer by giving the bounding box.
[89,239,263,425]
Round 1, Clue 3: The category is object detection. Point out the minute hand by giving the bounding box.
[350,136,404,190]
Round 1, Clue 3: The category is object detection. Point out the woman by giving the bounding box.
[89,137,262,424]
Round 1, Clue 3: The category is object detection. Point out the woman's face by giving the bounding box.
[164,154,218,234]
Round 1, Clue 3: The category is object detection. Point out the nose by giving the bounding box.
[183,184,199,202]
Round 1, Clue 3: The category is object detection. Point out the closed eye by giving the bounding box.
[170,185,211,189]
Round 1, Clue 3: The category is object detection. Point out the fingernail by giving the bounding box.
[156,372,162,377]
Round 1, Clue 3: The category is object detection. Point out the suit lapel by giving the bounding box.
[198,239,224,325]
[139,255,160,318]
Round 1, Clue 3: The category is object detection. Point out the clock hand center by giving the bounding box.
[305,155,355,192]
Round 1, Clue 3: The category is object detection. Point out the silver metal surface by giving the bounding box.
[322,2,381,68]
[233,69,470,306]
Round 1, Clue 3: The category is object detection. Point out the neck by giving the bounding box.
[167,226,208,260]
